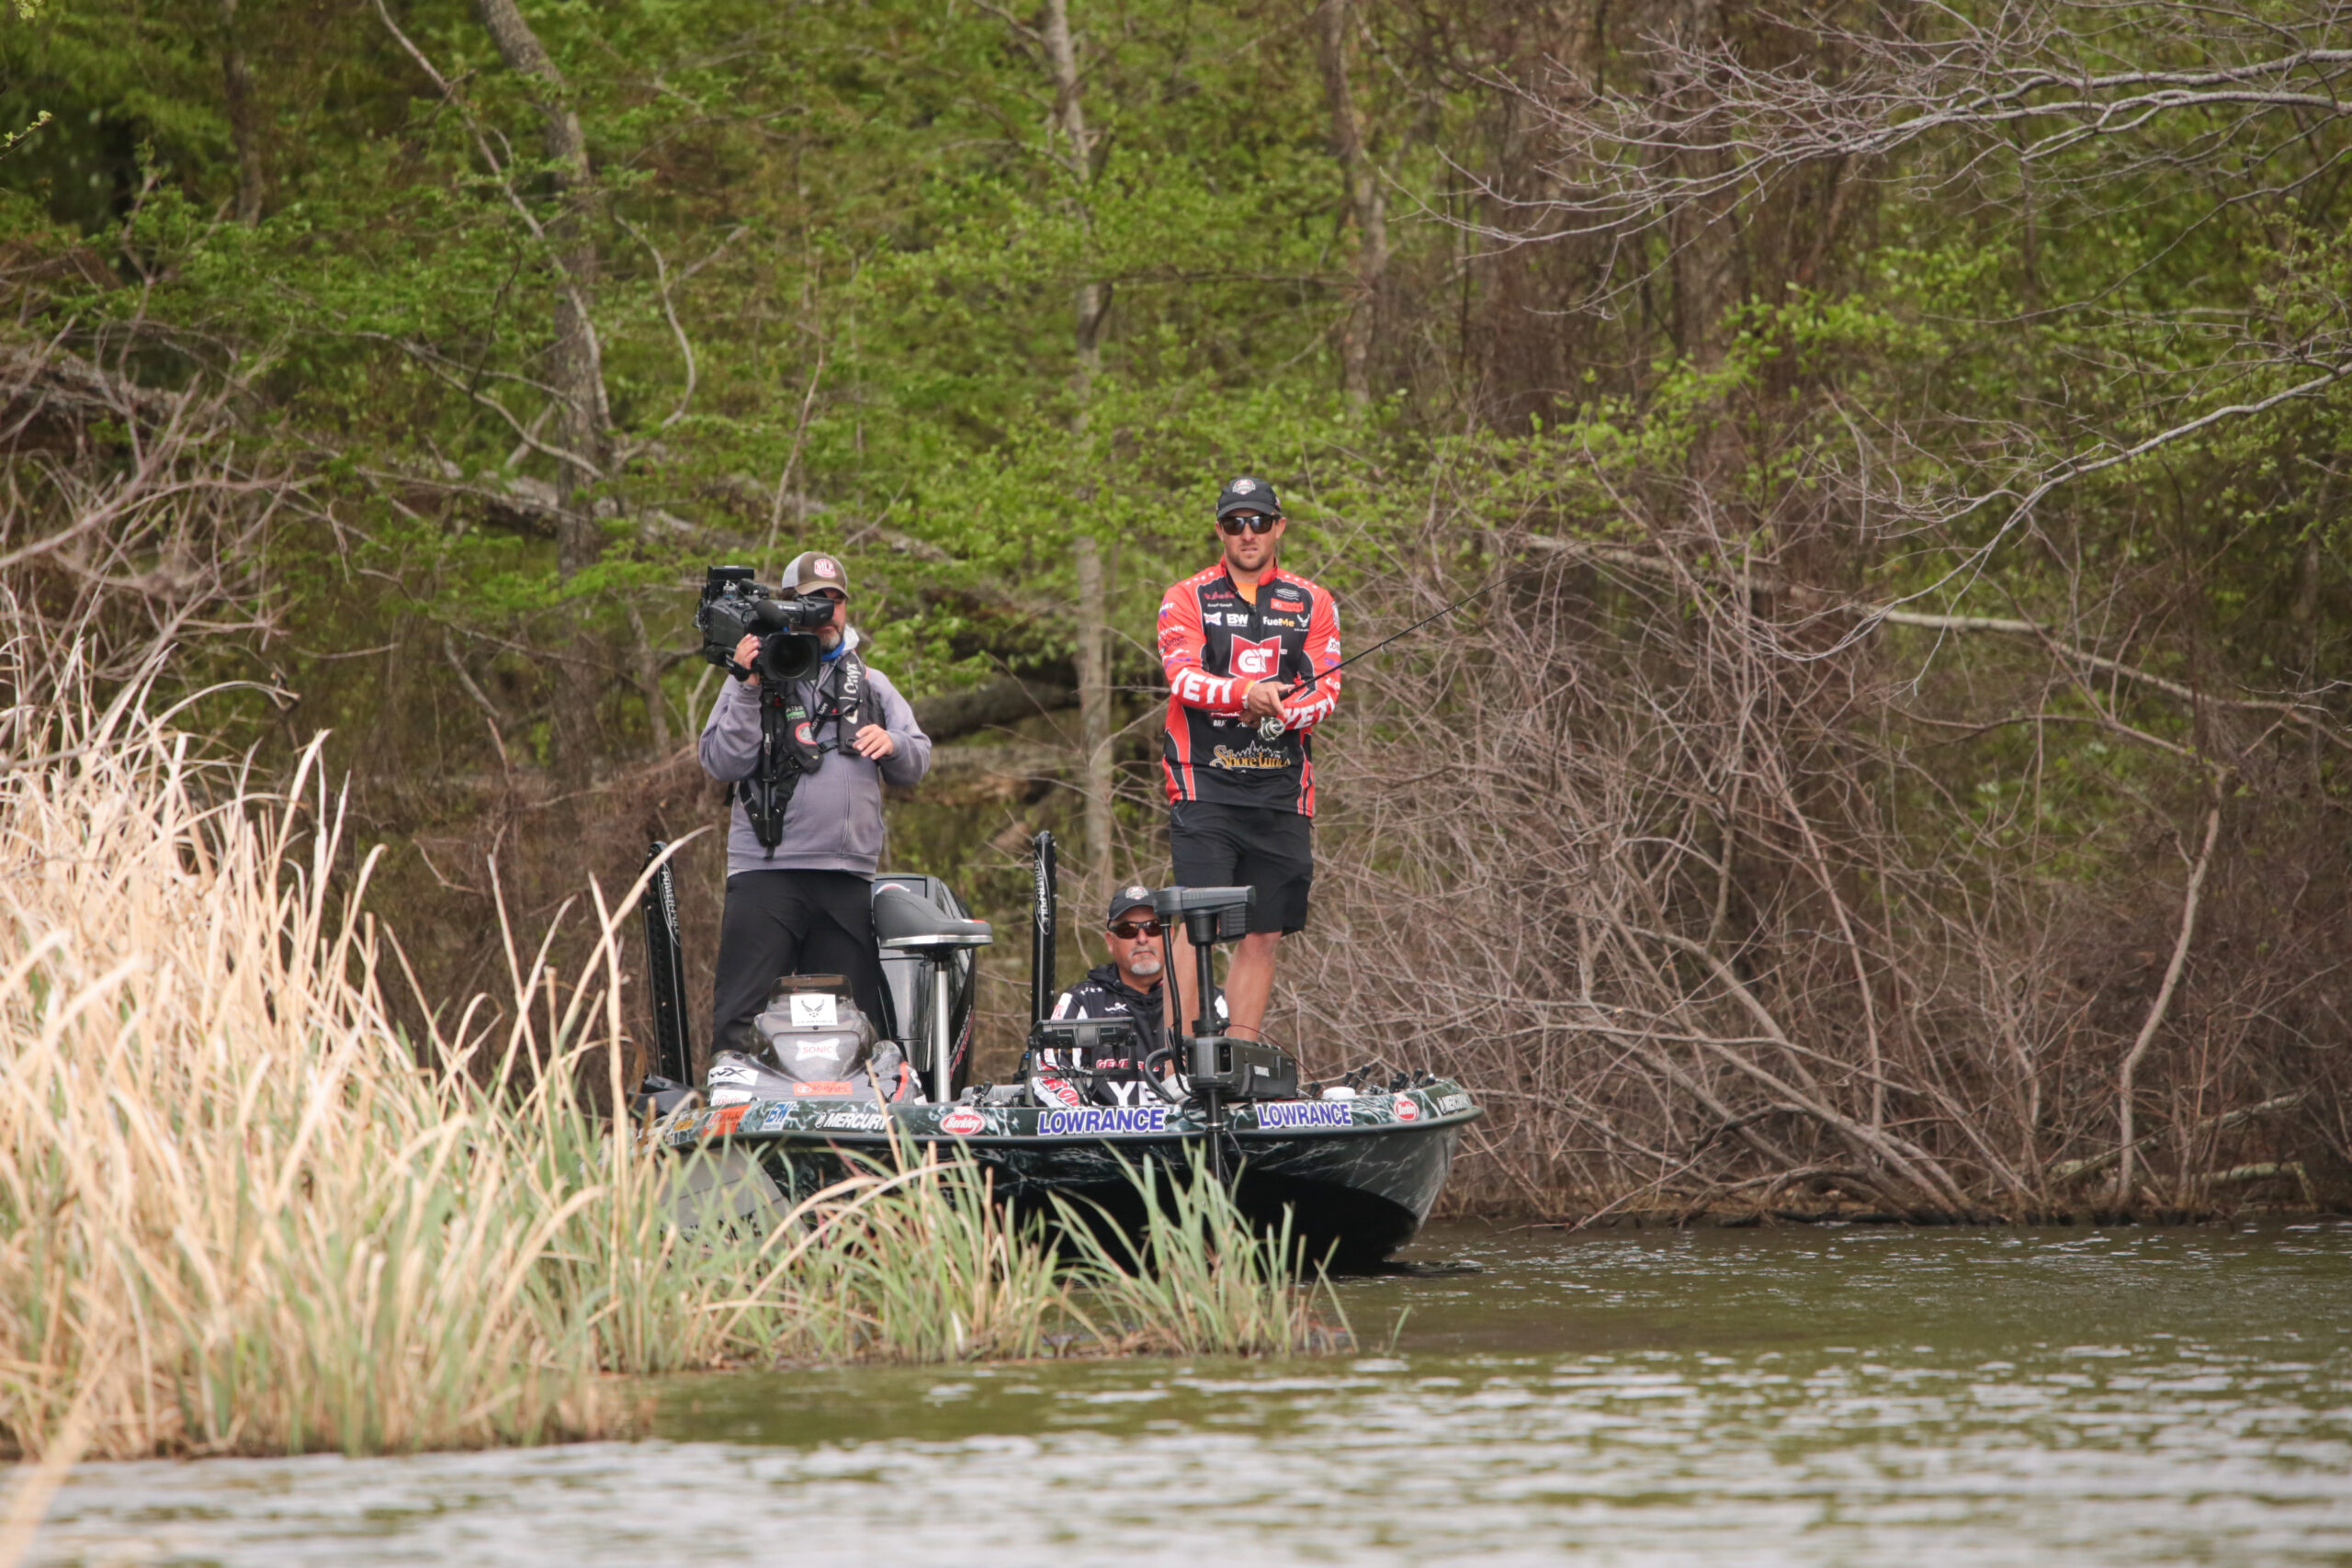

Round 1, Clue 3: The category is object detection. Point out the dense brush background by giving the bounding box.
[6,0,2352,1217]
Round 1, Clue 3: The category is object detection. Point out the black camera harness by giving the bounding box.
[742,649,868,852]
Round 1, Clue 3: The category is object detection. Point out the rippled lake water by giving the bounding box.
[29,1221,2352,1565]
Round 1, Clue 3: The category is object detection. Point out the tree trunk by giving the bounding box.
[472,0,605,562]
[1043,0,1118,909]
[1074,535,1115,908]
[1043,0,1110,400]
[1316,0,1387,406]
[219,0,264,224]
[473,0,610,771]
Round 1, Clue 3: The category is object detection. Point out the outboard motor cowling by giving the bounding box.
[707,974,915,1105]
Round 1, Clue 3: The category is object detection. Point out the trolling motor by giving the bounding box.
[1154,885,1298,1179]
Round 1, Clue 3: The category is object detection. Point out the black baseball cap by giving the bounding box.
[1216,476,1282,519]
[1106,884,1158,925]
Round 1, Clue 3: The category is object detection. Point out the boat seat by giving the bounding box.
[874,885,993,950]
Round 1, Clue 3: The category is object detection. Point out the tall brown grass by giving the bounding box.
[0,677,1340,1463]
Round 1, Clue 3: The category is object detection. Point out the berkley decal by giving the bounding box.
[1257,1100,1353,1130]
[1038,1105,1170,1136]
[939,1105,988,1137]
[707,1104,748,1137]
[1434,1091,1472,1114]
[1393,1095,1420,1122]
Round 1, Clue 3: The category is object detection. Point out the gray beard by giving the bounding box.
[819,626,843,651]
[1124,953,1164,983]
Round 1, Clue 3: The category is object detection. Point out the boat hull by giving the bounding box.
[654,1081,1479,1268]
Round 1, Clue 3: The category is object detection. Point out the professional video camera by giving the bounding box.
[695,565,834,685]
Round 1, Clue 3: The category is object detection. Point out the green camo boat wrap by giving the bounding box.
[653,1081,1481,1267]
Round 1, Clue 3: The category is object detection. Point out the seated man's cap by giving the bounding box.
[1106,885,1158,925]
[783,550,850,596]
[1215,476,1282,520]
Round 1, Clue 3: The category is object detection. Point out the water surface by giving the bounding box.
[32,1221,2352,1565]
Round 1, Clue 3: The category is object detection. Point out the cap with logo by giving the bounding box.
[1105,884,1158,926]
[1215,476,1282,520]
[782,550,851,598]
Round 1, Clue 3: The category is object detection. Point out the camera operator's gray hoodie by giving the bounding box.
[696,627,933,878]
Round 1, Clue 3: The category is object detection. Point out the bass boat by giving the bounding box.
[638,833,1479,1268]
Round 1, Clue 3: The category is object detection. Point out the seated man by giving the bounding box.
[1033,884,1223,1107]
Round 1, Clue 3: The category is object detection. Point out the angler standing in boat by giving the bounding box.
[1158,477,1343,1043]
[699,551,932,1052]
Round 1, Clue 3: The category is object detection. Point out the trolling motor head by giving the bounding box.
[1152,885,1297,1103]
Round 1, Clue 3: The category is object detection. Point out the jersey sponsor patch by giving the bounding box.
[1230,637,1282,678]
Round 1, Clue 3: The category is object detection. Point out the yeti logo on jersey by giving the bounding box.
[1230,637,1281,679]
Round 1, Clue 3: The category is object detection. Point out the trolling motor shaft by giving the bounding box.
[1152,885,1298,1181]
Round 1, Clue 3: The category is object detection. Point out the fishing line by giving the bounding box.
[1256,559,1526,739]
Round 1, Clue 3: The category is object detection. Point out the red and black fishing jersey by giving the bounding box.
[1158,563,1343,815]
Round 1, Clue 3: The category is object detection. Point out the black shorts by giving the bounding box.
[1169,800,1314,935]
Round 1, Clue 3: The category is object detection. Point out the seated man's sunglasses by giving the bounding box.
[1216,513,1279,536]
[1107,919,1163,939]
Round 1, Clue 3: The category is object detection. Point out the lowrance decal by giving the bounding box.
[1037,1105,1170,1136]
[1256,1100,1354,1131]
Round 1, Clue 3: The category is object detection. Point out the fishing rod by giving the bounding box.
[1256,561,1523,739]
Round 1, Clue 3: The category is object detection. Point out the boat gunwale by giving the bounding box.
[700,1106,1484,1149]
[654,1081,1484,1151]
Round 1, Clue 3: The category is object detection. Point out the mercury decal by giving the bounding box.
[1433,1091,1472,1114]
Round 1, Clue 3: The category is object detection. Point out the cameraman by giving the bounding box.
[699,551,932,1054]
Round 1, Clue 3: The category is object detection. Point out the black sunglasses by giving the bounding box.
[1216,513,1279,536]
[1106,919,1163,940]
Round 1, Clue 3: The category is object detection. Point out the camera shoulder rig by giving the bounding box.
[741,649,869,851]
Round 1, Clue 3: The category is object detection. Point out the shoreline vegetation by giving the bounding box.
[6,0,2352,1264]
[0,682,1347,1467]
